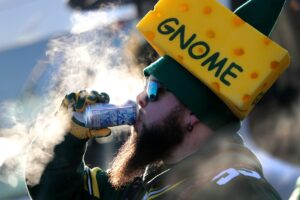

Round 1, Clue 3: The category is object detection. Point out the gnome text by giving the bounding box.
[158,17,244,87]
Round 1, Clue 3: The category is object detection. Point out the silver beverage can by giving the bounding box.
[84,100,138,129]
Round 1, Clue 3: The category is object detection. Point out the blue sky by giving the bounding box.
[0,0,72,51]
[0,0,230,51]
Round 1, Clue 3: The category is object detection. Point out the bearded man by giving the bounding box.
[26,0,288,199]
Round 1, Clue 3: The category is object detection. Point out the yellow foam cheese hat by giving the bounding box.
[137,0,290,119]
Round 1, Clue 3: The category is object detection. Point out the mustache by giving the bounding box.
[136,108,145,123]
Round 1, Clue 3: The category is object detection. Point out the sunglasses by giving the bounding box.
[146,79,165,102]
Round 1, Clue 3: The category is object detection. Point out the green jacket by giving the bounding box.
[27,134,282,200]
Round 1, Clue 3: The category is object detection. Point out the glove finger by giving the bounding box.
[97,92,110,104]
[90,128,111,138]
[61,92,76,109]
[72,90,110,112]
[86,90,99,105]
[75,90,88,112]
[69,121,111,140]
[67,92,77,103]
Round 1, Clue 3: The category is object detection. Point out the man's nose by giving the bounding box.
[136,90,148,108]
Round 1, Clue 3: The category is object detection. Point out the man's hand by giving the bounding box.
[61,90,111,139]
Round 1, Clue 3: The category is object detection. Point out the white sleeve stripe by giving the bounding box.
[85,167,93,196]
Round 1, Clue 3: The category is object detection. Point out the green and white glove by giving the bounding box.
[60,90,111,139]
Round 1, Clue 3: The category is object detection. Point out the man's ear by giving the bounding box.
[189,112,200,126]
[182,108,200,132]
[184,112,200,132]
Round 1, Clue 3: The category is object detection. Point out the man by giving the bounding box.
[26,0,288,199]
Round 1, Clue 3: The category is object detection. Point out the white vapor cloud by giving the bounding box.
[0,4,144,188]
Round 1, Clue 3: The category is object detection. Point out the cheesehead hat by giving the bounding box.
[137,0,290,131]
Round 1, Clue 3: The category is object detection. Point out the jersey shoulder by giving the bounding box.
[205,167,282,200]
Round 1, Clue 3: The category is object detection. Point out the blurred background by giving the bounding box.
[0,0,299,199]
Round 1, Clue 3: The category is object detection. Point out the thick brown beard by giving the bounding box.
[107,132,145,189]
[108,106,186,188]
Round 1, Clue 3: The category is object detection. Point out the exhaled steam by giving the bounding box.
[0,4,143,187]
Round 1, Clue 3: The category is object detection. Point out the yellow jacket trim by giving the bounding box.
[91,167,101,198]
[148,179,185,200]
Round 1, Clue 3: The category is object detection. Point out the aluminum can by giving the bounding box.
[84,100,138,129]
